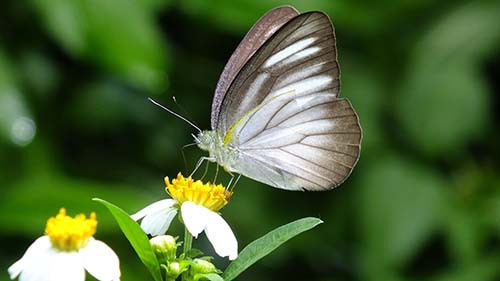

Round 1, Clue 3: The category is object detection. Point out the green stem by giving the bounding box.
[182,226,193,281]
[183,226,193,255]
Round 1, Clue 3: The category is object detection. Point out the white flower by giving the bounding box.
[132,173,238,260]
[8,209,120,281]
[131,199,178,236]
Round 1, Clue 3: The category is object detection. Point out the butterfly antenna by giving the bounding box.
[148,98,202,133]
[172,96,201,130]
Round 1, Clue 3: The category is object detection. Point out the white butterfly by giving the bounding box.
[195,6,361,191]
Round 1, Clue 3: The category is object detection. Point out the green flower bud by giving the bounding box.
[167,261,181,276]
[165,261,189,280]
[190,258,218,275]
[150,235,178,262]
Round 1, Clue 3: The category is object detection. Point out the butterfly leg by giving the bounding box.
[200,158,211,181]
[225,173,235,190]
[227,174,241,191]
[181,142,197,175]
[190,156,215,178]
[213,163,219,183]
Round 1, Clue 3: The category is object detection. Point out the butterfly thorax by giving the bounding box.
[196,130,239,172]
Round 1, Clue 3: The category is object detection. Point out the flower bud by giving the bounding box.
[150,235,178,262]
[167,261,180,277]
[165,261,189,280]
[190,258,218,275]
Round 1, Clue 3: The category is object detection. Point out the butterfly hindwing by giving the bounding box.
[230,94,361,191]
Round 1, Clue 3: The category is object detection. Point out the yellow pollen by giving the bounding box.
[165,173,232,212]
[45,208,97,251]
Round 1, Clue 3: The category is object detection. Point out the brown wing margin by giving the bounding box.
[210,6,299,130]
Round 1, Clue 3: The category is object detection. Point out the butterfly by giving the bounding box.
[192,6,361,191]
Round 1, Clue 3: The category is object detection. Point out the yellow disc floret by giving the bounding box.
[165,173,232,212]
[45,208,97,251]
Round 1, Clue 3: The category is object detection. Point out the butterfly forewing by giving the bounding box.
[211,6,299,130]
[217,12,340,134]
[215,12,361,191]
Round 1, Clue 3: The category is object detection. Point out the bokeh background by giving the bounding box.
[1,1,500,280]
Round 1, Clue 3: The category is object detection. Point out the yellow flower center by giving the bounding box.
[45,208,97,251]
[165,173,232,212]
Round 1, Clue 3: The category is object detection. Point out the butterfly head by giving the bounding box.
[195,130,216,152]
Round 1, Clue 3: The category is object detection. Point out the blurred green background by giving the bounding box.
[1,0,500,280]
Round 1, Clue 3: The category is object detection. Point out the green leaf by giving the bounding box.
[398,59,489,157]
[356,155,447,270]
[194,273,225,281]
[93,198,162,281]
[186,248,204,259]
[397,1,500,157]
[31,0,169,92]
[415,1,500,63]
[222,217,323,281]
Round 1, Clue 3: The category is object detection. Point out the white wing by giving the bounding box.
[216,12,361,191]
[211,6,299,129]
[229,93,361,191]
[217,12,340,134]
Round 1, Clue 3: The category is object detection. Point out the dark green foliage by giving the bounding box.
[1,1,500,281]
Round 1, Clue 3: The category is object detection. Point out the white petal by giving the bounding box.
[8,260,24,280]
[19,250,84,281]
[140,207,177,236]
[80,238,120,281]
[205,212,238,260]
[19,248,57,281]
[8,236,52,280]
[131,199,176,221]
[181,202,211,238]
[50,252,85,281]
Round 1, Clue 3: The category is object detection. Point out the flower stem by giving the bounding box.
[183,226,193,254]
[182,226,193,281]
